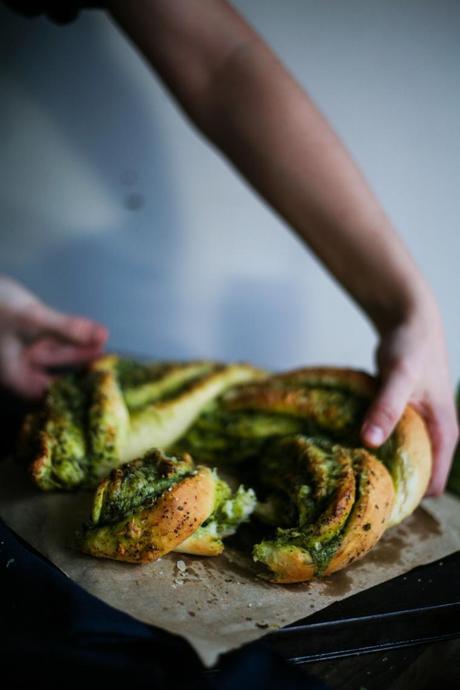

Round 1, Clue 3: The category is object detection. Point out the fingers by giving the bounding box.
[26,338,105,368]
[0,338,53,399]
[424,406,459,496]
[18,303,108,347]
[41,309,109,346]
[2,337,105,399]
[361,361,415,448]
[9,367,53,400]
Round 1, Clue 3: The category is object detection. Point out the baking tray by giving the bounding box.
[263,550,460,664]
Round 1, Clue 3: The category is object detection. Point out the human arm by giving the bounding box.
[107,0,457,494]
[0,276,108,398]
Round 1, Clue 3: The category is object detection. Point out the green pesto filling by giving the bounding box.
[305,389,368,439]
[253,532,343,576]
[150,365,219,405]
[91,450,193,526]
[115,359,170,389]
[43,375,89,489]
[252,439,362,576]
[205,480,256,534]
[121,361,215,410]
[375,435,402,493]
[174,386,370,467]
[85,371,128,487]
[270,378,365,395]
[191,479,256,545]
[174,406,307,464]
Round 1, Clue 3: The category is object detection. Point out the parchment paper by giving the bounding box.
[1,456,459,666]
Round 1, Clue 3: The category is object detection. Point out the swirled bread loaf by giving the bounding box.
[21,358,432,582]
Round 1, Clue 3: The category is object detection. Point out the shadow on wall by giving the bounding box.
[0,7,190,357]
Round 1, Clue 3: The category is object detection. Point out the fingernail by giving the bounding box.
[363,424,384,446]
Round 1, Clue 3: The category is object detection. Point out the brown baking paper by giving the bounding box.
[1,456,459,666]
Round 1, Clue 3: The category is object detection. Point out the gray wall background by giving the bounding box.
[1,1,459,378]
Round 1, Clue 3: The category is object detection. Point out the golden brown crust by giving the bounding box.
[123,363,267,461]
[387,404,432,526]
[29,427,52,487]
[263,452,395,584]
[224,368,376,439]
[88,354,120,372]
[81,466,216,563]
[29,359,431,582]
[272,367,377,397]
[246,367,430,583]
[225,385,363,435]
[87,367,130,482]
[259,547,316,583]
[233,366,431,522]
[175,531,224,556]
[324,452,395,575]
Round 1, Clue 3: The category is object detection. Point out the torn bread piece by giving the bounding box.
[80,450,215,563]
[80,449,254,563]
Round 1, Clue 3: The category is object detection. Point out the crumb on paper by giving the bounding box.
[176,560,187,573]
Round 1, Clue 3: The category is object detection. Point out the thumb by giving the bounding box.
[361,362,414,448]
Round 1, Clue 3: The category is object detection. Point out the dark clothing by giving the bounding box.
[2,1,101,23]
[0,518,327,690]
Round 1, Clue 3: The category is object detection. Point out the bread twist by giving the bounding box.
[22,357,431,582]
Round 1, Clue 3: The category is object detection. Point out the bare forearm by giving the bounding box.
[200,41,434,330]
[109,0,432,331]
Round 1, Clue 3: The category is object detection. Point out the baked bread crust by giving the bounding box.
[175,530,224,556]
[387,404,432,527]
[80,466,216,563]
[323,451,395,575]
[280,367,431,527]
[24,358,432,581]
[253,449,395,584]
[227,366,431,581]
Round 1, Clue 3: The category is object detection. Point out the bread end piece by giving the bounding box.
[388,405,432,527]
[254,451,395,584]
[80,466,216,563]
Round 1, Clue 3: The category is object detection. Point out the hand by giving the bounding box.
[361,303,458,496]
[0,276,108,399]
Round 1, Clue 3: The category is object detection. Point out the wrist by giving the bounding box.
[369,279,439,336]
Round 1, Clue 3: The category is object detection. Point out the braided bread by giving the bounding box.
[26,356,265,490]
[22,357,432,582]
